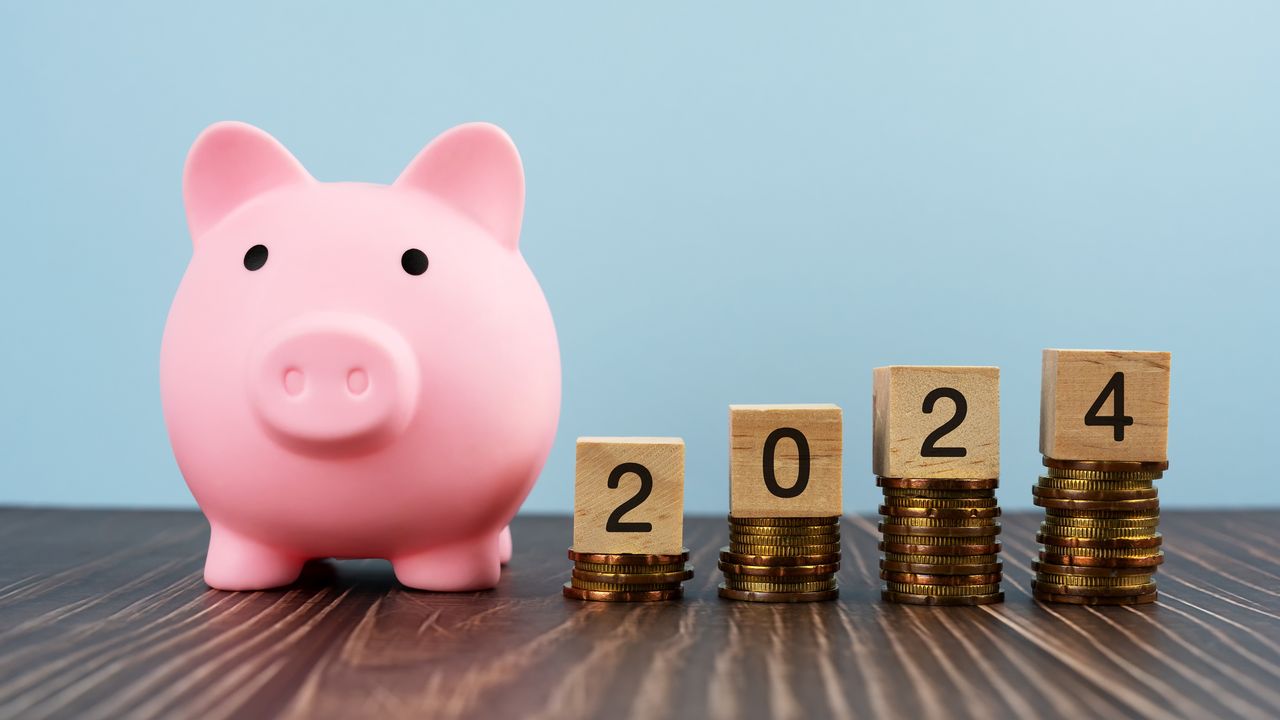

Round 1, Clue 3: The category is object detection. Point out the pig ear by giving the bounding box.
[183,122,312,241]
[394,123,525,250]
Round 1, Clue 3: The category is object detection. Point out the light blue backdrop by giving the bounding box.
[1,2,1276,514]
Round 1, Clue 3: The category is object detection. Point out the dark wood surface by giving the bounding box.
[1,508,1279,720]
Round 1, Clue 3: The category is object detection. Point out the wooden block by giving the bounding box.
[1040,349,1171,462]
[872,366,1000,479]
[729,404,842,518]
[572,437,685,554]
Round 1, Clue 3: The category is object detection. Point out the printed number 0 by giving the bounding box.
[763,427,810,499]
[605,462,654,533]
[1085,371,1135,442]
[920,387,968,457]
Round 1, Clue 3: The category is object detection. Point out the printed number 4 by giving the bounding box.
[1085,372,1135,442]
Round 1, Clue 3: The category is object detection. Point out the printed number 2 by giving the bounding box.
[605,463,653,533]
[920,387,968,457]
[1085,371,1135,442]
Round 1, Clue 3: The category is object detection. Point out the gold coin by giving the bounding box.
[884,552,1000,565]
[1044,508,1153,520]
[1031,580,1158,597]
[717,584,839,603]
[574,560,688,574]
[1041,544,1162,559]
[881,504,1002,519]
[729,515,839,527]
[884,581,1002,596]
[567,548,689,564]
[1045,467,1163,481]
[1038,523,1157,540]
[1035,572,1154,587]
[569,578,684,592]
[884,495,997,509]
[1033,589,1157,605]
[723,577,839,593]
[1042,514,1160,529]
[882,589,1004,606]
[571,568,694,585]
[881,571,1003,586]
[880,516,996,528]
[1038,476,1154,492]
[1034,496,1160,512]
[1038,533,1163,550]
[729,532,840,547]
[729,523,843,537]
[718,560,842,578]
[1031,559,1155,577]
[720,547,841,566]
[731,542,842,556]
[562,582,683,602]
[881,487,996,500]
[1043,457,1168,473]
[881,533,999,546]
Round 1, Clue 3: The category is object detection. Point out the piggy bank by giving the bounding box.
[160,121,561,591]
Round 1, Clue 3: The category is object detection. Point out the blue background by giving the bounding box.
[1,2,1276,514]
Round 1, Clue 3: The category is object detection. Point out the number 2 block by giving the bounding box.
[573,437,685,554]
[730,404,843,518]
[872,366,1000,479]
[1040,349,1171,462]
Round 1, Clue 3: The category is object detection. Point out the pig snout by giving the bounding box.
[248,313,420,454]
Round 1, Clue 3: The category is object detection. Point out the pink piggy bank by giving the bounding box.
[160,121,560,591]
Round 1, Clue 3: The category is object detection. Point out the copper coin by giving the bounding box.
[1033,589,1157,606]
[720,546,841,567]
[717,583,839,603]
[718,560,841,577]
[877,477,1000,491]
[881,570,1003,586]
[1033,496,1161,512]
[880,505,1002,520]
[562,582,683,602]
[1031,560,1154,577]
[881,589,1004,606]
[570,578,685,592]
[1031,579,1157,597]
[571,567,694,585]
[880,541,1002,556]
[878,521,1001,538]
[1043,457,1169,473]
[881,559,1004,575]
[1036,532,1163,550]
[567,548,690,565]
[1032,485,1159,501]
[728,515,840,527]
[1039,550,1165,568]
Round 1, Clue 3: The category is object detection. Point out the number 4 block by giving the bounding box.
[573,437,685,555]
[872,366,1000,479]
[1040,349,1171,462]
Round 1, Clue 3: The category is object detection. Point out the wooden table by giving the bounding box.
[1,508,1278,720]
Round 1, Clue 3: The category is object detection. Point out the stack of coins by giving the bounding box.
[1032,458,1165,605]
[877,477,1004,605]
[718,516,841,602]
[563,548,693,602]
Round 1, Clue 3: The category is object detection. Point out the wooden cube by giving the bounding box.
[873,366,1000,479]
[1041,349,1171,462]
[729,404,842,518]
[572,437,685,554]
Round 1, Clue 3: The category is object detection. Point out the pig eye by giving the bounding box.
[401,248,429,276]
[243,244,269,271]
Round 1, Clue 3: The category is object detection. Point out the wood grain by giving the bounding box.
[573,437,684,554]
[1040,349,1171,462]
[872,366,1000,479]
[729,404,842,517]
[1,507,1278,720]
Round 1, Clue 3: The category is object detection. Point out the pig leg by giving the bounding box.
[499,525,513,566]
[392,534,502,592]
[204,524,305,591]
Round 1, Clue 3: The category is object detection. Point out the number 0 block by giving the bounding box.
[730,404,842,518]
[573,437,685,555]
[1040,349,1171,462]
[872,366,1000,479]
